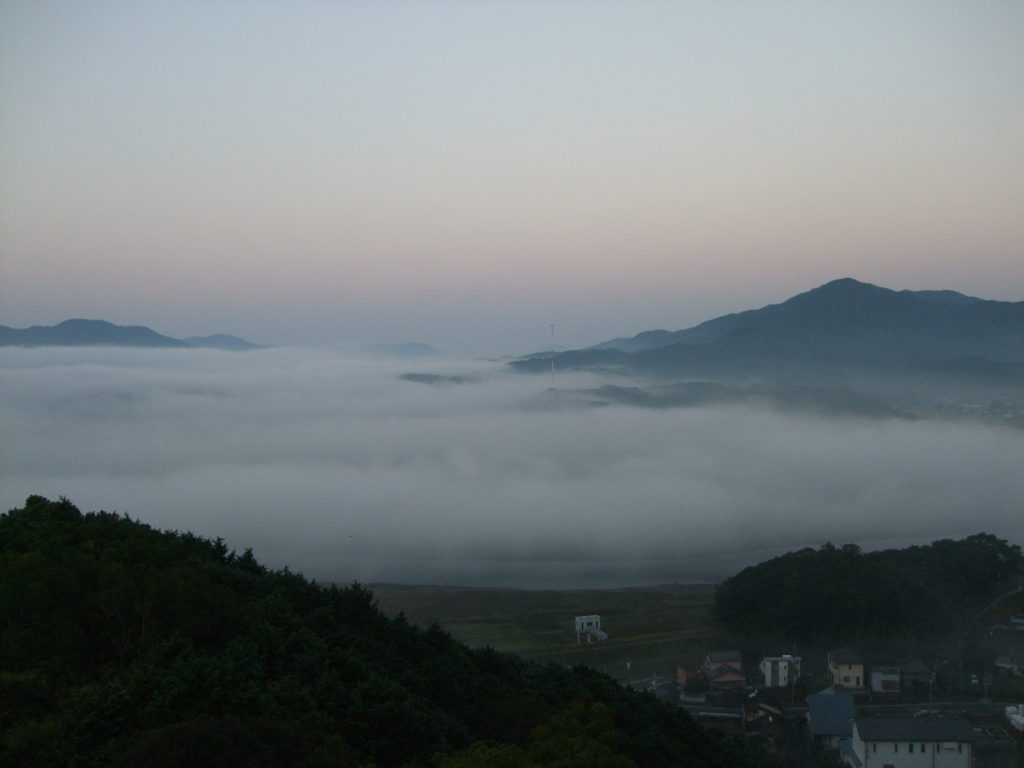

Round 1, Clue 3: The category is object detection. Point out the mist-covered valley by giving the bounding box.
[2,345,1021,588]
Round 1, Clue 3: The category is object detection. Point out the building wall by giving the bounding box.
[830,662,863,688]
[851,739,970,768]
[761,656,800,687]
[849,724,971,768]
[870,667,901,693]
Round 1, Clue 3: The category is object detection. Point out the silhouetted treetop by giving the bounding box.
[1,496,758,768]
[713,533,1023,643]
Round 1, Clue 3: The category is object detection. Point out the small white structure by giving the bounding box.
[870,665,901,693]
[844,718,973,768]
[760,654,801,688]
[575,615,607,643]
[828,649,865,689]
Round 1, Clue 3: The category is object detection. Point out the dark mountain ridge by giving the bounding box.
[589,278,1024,361]
[514,279,1024,388]
[0,319,265,350]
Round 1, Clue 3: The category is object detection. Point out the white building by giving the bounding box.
[869,665,901,694]
[760,655,801,688]
[844,718,973,768]
[574,615,607,643]
[828,649,865,689]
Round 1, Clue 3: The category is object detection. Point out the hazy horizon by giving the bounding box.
[2,2,1022,355]
[2,274,1022,360]
[2,3,1022,587]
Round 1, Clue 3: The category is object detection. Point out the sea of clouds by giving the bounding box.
[1,346,1021,587]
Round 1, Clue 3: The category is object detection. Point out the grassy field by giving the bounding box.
[370,583,722,683]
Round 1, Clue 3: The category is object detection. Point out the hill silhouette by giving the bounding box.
[713,534,1024,643]
[0,496,758,768]
[589,278,1023,361]
[0,319,265,350]
[513,279,1024,388]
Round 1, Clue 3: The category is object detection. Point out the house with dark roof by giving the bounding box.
[702,649,746,689]
[704,649,742,674]
[706,663,747,689]
[844,717,973,768]
[806,688,855,749]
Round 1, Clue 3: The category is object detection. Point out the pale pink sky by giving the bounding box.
[2,1,1022,354]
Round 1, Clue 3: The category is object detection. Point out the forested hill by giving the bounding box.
[713,534,1024,643]
[512,278,1024,384]
[0,319,265,350]
[0,496,757,768]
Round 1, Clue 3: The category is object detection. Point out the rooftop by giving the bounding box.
[807,690,855,737]
[854,718,974,743]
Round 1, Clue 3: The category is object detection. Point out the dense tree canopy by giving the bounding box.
[713,534,1024,643]
[1,496,757,767]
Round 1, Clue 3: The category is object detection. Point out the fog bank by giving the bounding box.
[2,347,1021,586]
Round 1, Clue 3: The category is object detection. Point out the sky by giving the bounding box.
[3,347,1022,587]
[1,1,1022,355]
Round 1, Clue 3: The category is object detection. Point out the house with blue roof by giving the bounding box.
[806,687,855,750]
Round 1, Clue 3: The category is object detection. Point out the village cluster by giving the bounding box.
[569,608,1024,767]
[667,645,1023,767]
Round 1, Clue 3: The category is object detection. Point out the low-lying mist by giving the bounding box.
[1,347,1021,587]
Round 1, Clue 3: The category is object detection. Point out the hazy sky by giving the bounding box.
[3,348,1022,586]
[2,1,1022,354]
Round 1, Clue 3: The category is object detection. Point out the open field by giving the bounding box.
[370,583,721,683]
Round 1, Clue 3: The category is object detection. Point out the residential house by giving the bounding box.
[707,664,747,689]
[761,654,801,688]
[869,664,901,694]
[844,717,973,767]
[828,649,865,689]
[806,688,855,749]
[704,650,742,674]
[704,649,747,689]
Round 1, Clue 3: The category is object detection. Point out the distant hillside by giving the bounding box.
[0,319,187,348]
[0,496,758,768]
[714,534,1024,643]
[0,319,265,350]
[589,278,1022,360]
[513,279,1024,386]
[182,334,267,351]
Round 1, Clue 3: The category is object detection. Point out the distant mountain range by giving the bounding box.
[0,319,266,351]
[512,278,1024,390]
